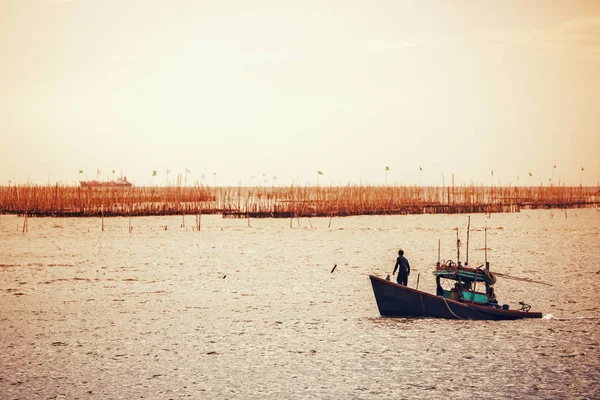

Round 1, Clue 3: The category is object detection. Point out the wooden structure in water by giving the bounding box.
[0,184,598,218]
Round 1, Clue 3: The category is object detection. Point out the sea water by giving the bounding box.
[1,209,598,399]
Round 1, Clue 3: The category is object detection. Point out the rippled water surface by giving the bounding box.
[1,210,599,399]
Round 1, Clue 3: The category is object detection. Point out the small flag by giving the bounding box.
[78,170,83,174]
[419,166,423,171]
[97,169,101,175]
[491,170,494,176]
[553,165,556,169]
[273,175,277,180]
[152,170,157,176]
[185,168,191,173]
[112,169,115,174]
[318,171,323,175]
[529,172,532,176]
[385,166,390,171]
[213,172,217,175]
[581,167,585,171]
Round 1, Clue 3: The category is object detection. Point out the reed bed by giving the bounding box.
[0,184,598,218]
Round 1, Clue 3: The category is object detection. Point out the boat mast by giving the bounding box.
[466,216,471,266]
[456,229,461,266]
[484,221,488,268]
[472,268,478,303]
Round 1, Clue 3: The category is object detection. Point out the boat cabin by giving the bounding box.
[433,262,498,306]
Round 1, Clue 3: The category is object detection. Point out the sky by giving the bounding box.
[1,0,599,187]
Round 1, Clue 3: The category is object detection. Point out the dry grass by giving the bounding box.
[0,183,598,218]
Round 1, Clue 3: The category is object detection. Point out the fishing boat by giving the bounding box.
[370,219,545,320]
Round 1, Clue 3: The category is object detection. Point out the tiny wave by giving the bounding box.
[543,314,600,321]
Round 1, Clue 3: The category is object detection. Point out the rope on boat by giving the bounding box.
[441,296,463,320]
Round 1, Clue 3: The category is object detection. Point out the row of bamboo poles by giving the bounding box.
[0,184,598,218]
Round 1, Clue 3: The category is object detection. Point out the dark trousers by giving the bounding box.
[397,272,408,286]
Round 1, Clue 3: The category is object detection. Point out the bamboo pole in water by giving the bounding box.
[0,183,598,218]
[198,204,202,232]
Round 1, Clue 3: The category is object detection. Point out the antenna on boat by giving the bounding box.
[466,216,471,266]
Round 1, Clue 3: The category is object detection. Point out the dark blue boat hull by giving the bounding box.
[369,275,542,320]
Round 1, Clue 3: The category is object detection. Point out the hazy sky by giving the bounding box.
[1,0,599,186]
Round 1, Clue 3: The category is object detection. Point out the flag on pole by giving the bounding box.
[553,165,556,168]
[491,170,494,176]
[529,172,532,176]
[581,167,585,171]
[318,171,323,175]
[97,169,101,175]
[152,170,157,176]
[78,170,83,174]
[112,169,115,174]
[386,166,390,171]
[419,166,423,171]
[185,168,191,173]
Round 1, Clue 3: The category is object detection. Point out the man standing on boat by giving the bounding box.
[393,249,411,286]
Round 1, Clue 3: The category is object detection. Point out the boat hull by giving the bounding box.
[369,275,542,320]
